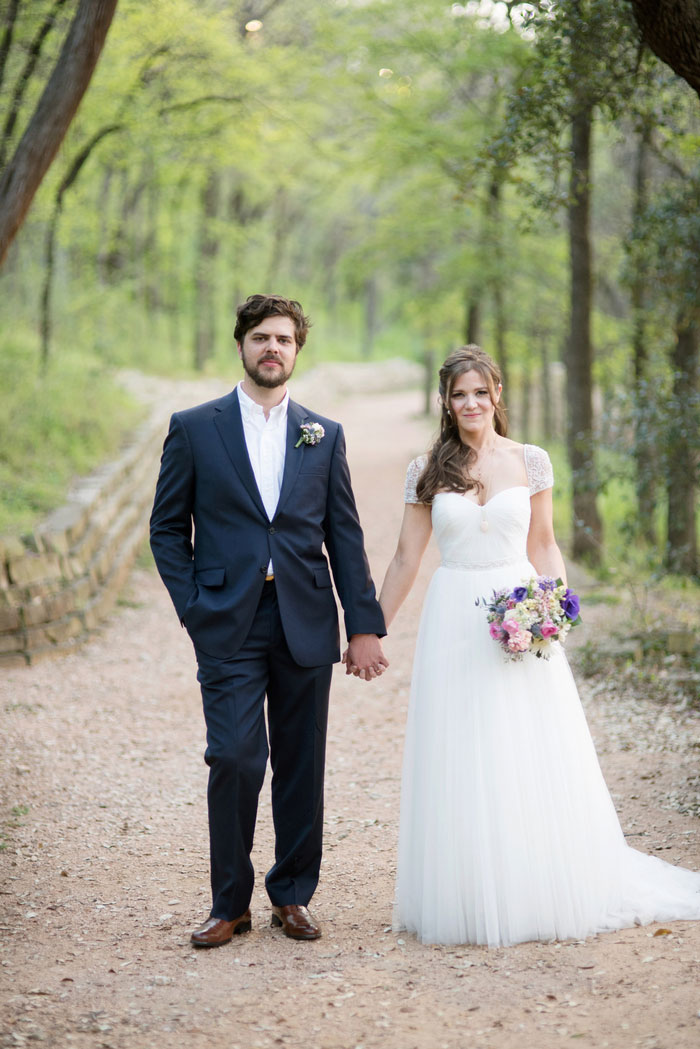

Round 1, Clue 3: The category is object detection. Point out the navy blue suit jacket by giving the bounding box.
[149,388,385,665]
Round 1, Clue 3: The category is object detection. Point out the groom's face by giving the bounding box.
[238,316,298,389]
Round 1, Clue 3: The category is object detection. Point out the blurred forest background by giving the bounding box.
[0,0,698,588]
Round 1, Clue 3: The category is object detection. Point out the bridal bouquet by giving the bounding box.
[482,576,581,661]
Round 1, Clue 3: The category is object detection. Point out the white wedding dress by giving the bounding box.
[394,445,700,947]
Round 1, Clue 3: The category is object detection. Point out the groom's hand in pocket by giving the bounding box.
[343,634,389,681]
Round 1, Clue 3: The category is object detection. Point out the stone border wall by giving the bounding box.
[0,405,170,668]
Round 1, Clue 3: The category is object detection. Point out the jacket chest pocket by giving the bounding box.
[299,466,328,477]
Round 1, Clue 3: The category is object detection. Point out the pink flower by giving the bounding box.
[489,622,503,640]
[540,620,558,639]
[502,618,520,635]
[507,630,532,652]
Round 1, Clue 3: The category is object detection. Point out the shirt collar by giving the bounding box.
[237,382,289,425]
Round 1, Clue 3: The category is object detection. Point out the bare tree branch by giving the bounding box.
[0,0,119,267]
[56,121,124,201]
[159,93,245,115]
[648,136,690,181]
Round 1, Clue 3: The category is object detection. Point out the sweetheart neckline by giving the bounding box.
[435,485,529,509]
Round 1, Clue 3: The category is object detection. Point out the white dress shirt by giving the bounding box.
[237,382,289,575]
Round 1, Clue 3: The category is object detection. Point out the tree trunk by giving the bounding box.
[166,174,191,360]
[630,122,657,544]
[628,0,700,101]
[0,0,119,267]
[140,171,160,315]
[321,220,346,324]
[519,355,532,444]
[665,317,698,576]
[266,186,295,289]
[39,122,123,369]
[194,172,221,371]
[465,300,481,345]
[464,179,504,358]
[116,175,146,280]
[566,101,603,563]
[40,195,62,371]
[227,180,265,330]
[0,0,71,171]
[361,276,378,359]
[539,330,552,442]
[492,278,507,386]
[423,349,435,416]
[96,167,114,284]
[488,176,508,390]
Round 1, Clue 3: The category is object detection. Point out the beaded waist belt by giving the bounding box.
[440,555,525,572]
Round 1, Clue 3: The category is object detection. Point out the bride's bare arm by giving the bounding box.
[379,503,433,628]
[527,488,567,585]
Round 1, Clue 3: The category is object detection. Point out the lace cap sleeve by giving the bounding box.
[404,455,428,504]
[524,444,554,495]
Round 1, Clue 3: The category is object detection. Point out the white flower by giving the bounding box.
[295,422,325,448]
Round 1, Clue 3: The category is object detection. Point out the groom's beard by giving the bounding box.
[240,348,297,389]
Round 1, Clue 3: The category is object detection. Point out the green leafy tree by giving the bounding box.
[495,0,642,563]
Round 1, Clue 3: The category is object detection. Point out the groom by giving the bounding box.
[150,294,387,947]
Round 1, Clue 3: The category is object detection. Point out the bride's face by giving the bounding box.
[449,369,500,439]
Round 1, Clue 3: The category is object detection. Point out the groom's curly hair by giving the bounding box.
[234,294,311,350]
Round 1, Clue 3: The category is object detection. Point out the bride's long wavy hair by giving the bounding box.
[416,345,508,505]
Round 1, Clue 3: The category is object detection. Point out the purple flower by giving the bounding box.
[537,577,556,591]
[562,589,580,620]
[512,586,528,603]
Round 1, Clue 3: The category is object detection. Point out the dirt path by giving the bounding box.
[2,379,700,1049]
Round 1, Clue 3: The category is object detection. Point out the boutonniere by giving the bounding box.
[295,422,325,448]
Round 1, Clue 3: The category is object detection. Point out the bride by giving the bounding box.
[378,345,700,947]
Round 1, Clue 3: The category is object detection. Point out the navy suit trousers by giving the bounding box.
[195,580,332,919]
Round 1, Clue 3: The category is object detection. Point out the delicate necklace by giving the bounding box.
[473,435,497,482]
[473,435,497,532]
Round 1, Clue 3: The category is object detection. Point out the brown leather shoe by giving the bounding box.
[271,904,321,940]
[190,910,251,948]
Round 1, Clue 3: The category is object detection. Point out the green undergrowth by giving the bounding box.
[0,336,144,537]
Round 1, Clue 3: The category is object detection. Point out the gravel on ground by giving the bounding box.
[2,373,699,1049]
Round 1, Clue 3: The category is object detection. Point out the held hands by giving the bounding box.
[342,634,389,682]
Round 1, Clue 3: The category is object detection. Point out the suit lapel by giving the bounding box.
[213,389,268,520]
[274,399,306,520]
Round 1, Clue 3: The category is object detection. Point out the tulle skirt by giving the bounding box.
[394,561,700,947]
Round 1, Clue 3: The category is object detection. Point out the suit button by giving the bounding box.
[260,565,267,574]
[268,526,276,535]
